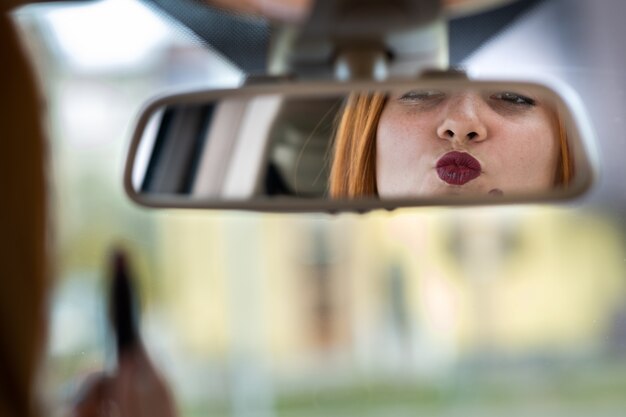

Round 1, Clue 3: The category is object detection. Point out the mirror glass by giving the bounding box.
[126,80,595,210]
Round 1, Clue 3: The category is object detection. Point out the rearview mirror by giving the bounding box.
[124,78,597,211]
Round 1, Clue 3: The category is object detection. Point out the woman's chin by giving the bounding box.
[377,180,503,199]
[418,174,495,197]
[417,182,490,197]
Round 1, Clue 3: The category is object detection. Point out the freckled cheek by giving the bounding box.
[494,125,558,181]
[377,112,436,166]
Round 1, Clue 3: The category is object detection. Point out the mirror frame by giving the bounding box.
[124,78,598,212]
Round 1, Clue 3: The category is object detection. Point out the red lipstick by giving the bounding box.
[436,151,481,185]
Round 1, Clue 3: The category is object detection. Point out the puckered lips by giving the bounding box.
[436,151,482,185]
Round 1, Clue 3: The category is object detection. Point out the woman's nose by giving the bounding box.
[436,94,488,144]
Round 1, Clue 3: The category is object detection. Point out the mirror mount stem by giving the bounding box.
[268,0,447,80]
[334,47,389,81]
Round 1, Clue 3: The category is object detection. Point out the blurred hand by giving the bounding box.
[73,249,176,417]
[72,344,176,417]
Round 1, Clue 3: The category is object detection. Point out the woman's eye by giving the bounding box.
[491,91,536,106]
[398,90,445,102]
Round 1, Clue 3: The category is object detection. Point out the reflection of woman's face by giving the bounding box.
[376,89,560,197]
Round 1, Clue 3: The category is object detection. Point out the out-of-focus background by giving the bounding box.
[12,0,626,416]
